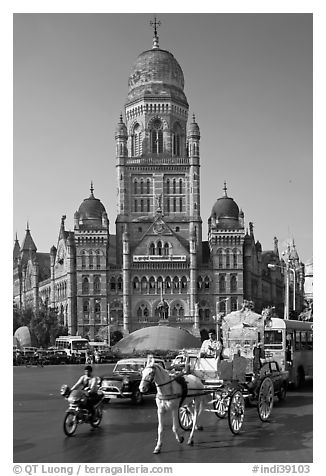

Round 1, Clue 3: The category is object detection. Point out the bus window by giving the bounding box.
[300,331,307,350]
[294,331,300,350]
[264,330,283,349]
[307,332,313,350]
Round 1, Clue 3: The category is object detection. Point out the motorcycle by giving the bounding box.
[60,384,104,436]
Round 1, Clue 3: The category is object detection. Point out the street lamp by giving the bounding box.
[268,263,296,319]
[107,302,110,347]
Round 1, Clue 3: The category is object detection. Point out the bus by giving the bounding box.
[264,318,313,388]
[88,341,110,352]
[55,336,89,358]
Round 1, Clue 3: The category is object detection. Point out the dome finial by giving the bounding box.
[90,181,94,196]
[150,15,161,49]
[223,181,228,197]
[119,113,123,123]
[192,113,196,123]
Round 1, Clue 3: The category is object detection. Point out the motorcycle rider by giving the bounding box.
[71,365,101,418]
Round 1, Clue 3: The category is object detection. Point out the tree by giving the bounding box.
[111,330,123,346]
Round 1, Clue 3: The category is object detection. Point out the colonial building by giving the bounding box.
[13,23,306,339]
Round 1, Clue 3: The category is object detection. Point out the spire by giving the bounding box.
[21,225,37,253]
[150,15,161,49]
[13,234,21,262]
[90,181,94,197]
[119,113,123,123]
[192,113,196,123]
[223,181,228,197]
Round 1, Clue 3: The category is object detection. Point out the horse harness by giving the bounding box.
[143,365,188,402]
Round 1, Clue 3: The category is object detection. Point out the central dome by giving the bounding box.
[127,48,188,105]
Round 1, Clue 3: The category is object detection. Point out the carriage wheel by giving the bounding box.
[257,377,274,421]
[228,390,245,435]
[178,401,194,431]
[213,391,228,419]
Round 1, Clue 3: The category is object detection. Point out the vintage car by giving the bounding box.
[100,357,166,404]
[253,359,289,401]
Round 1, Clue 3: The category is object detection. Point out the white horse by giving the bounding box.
[139,355,207,454]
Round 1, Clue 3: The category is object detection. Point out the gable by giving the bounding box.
[131,217,189,262]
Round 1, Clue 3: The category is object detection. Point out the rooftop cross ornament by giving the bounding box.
[150,15,161,49]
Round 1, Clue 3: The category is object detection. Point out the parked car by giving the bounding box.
[100,357,166,404]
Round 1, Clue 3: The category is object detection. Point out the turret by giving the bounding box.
[115,114,128,159]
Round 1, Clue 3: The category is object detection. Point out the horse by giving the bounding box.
[139,355,207,454]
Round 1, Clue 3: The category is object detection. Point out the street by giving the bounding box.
[13,364,313,463]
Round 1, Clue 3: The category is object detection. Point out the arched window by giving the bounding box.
[151,119,163,153]
[204,276,210,290]
[173,198,177,212]
[173,179,176,194]
[164,243,169,256]
[88,251,93,269]
[134,180,138,194]
[157,241,162,256]
[141,277,148,292]
[134,200,137,212]
[231,275,237,292]
[165,276,172,294]
[231,296,238,311]
[166,179,170,194]
[117,277,123,291]
[181,276,187,293]
[94,276,101,294]
[82,277,89,294]
[140,180,144,195]
[147,199,150,212]
[173,276,179,291]
[197,276,203,290]
[179,179,183,194]
[83,299,89,314]
[132,123,141,156]
[226,249,230,268]
[219,298,227,313]
[133,277,140,292]
[217,249,223,269]
[233,251,238,269]
[149,277,156,294]
[219,275,226,293]
[157,276,164,294]
[96,250,101,269]
[146,179,150,194]
[81,251,86,269]
[94,299,101,314]
[140,199,144,212]
[110,277,116,291]
[173,123,182,156]
[149,242,155,255]
[167,198,170,213]
[179,197,183,212]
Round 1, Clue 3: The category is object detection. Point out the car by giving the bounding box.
[100,357,166,404]
[255,359,289,401]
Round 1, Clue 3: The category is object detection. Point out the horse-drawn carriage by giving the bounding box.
[178,305,289,434]
[139,303,288,453]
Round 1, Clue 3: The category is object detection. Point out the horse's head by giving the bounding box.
[139,355,156,393]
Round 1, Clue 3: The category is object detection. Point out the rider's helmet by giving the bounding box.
[84,365,93,372]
